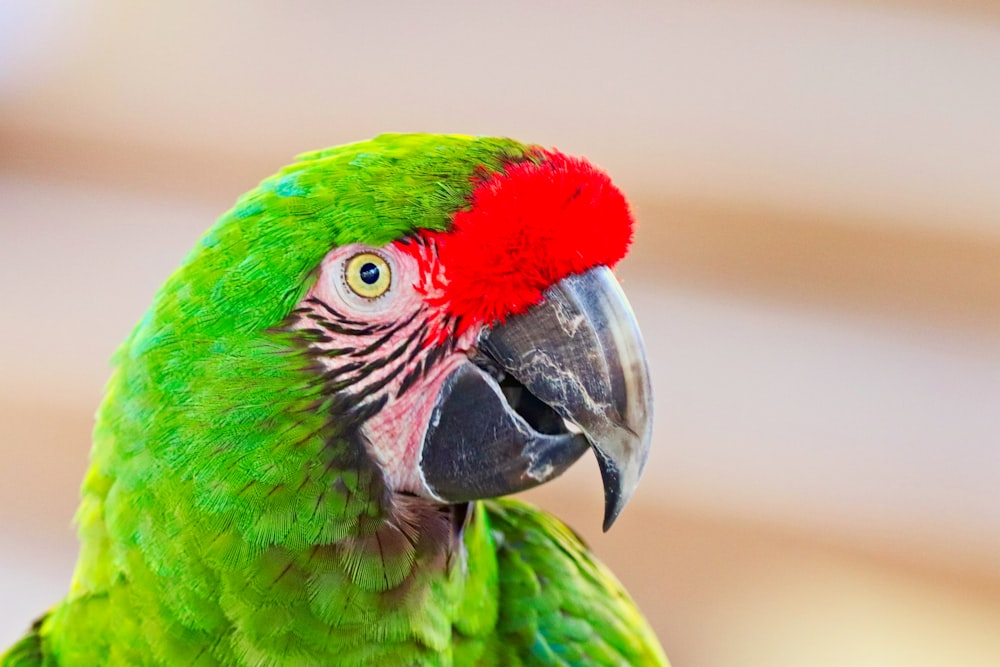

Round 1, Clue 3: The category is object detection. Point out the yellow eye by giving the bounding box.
[344,253,392,299]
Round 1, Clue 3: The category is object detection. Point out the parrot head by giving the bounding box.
[118,134,651,557]
[25,133,662,665]
[285,139,652,531]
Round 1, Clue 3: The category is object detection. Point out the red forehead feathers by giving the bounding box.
[413,149,634,330]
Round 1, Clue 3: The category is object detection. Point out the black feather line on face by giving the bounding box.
[294,327,335,345]
[342,393,389,433]
[424,335,452,371]
[322,361,366,381]
[314,317,382,337]
[348,308,423,358]
[305,297,374,328]
[302,298,394,337]
[348,363,405,406]
[394,315,459,399]
[395,364,422,398]
[401,326,430,368]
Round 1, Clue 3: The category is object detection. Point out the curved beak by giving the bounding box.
[418,266,653,530]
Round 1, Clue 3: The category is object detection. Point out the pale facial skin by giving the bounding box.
[291,240,479,497]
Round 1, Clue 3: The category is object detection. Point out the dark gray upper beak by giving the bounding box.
[419,266,653,530]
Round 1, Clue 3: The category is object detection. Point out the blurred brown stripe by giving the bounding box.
[844,0,1000,21]
[0,124,281,207]
[4,125,999,337]
[846,0,1000,20]
[625,202,1000,337]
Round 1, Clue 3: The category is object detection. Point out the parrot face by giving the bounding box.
[286,146,652,530]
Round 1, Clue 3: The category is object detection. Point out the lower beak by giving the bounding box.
[418,266,653,530]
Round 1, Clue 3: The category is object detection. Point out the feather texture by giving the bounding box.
[1,134,667,666]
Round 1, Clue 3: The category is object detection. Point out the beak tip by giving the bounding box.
[593,426,650,532]
[595,450,628,532]
[601,508,619,533]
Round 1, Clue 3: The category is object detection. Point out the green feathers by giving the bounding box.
[487,500,667,666]
[1,134,667,667]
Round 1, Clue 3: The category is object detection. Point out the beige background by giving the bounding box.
[1,2,999,665]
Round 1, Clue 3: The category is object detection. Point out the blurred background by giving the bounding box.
[1,1,999,665]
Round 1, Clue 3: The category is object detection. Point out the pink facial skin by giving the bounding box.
[290,240,479,498]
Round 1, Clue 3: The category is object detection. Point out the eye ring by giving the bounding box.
[344,252,392,299]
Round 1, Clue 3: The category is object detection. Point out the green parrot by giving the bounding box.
[2,134,667,666]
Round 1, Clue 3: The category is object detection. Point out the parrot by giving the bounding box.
[1,133,668,666]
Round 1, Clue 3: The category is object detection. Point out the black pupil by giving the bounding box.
[359,262,380,285]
